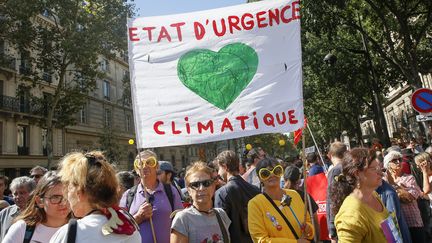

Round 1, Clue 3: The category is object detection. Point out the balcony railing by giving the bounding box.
[17,146,29,155]
[0,95,44,114]
[19,65,31,76]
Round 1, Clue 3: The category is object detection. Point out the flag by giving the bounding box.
[306,173,330,241]
[293,118,307,146]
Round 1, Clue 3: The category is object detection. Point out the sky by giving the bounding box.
[131,0,247,17]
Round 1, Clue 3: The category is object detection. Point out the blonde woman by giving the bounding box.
[50,151,141,243]
[3,171,70,243]
[171,161,231,243]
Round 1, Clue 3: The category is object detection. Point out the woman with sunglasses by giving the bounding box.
[330,148,389,243]
[248,158,314,243]
[171,161,231,243]
[50,151,141,243]
[384,150,426,243]
[2,171,70,243]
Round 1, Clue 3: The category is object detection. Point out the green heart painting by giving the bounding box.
[177,43,258,110]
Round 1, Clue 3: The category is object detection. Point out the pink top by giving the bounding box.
[395,175,424,227]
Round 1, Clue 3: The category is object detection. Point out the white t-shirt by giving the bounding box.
[2,219,61,243]
[49,214,141,243]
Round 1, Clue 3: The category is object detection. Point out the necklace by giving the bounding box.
[193,205,213,214]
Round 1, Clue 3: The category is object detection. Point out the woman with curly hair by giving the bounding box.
[3,171,70,243]
[330,147,389,242]
[50,151,141,242]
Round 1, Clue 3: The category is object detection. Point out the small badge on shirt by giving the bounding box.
[266,212,282,231]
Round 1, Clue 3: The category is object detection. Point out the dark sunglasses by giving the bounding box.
[30,174,43,179]
[188,179,214,190]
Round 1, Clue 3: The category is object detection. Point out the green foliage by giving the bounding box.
[98,126,124,165]
[301,0,431,144]
[0,0,134,166]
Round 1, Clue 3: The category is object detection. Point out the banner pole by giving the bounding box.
[306,123,328,173]
[137,151,157,243]
[301,129,308,236]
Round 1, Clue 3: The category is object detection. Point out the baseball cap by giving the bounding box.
[159,161,175,173]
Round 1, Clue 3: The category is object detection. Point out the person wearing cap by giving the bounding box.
[384,150,427,243]
[158,161,183,199]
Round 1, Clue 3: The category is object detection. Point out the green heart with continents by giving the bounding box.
[177,43,258,110]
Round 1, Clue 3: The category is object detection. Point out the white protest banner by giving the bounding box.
[128,0,303,148]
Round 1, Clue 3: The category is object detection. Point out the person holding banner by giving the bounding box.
[330,148,390,243]
[171,161,231,243]
[248,158,314,242]
[120,150,183,243]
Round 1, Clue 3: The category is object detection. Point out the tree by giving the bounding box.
[0,0,133,168]
[301,0,431,146]
[303,0,432,89]
[99,126,124,165]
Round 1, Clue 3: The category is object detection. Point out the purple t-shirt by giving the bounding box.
[120,181,183,243]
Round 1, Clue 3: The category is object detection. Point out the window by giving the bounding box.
[100,59,109,72]
[80,105,87,124]
[17,125,29,155]
[42,129,47,156]
[19,51,31,75]
[103,80,110,100]
[104,109,112,127]
[126,114,131,132]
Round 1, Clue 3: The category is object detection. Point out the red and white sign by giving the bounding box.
[127,0,304,148]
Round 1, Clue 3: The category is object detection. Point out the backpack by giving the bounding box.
[126,183,174,212]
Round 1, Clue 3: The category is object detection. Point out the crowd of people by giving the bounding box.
[0,136,431,242]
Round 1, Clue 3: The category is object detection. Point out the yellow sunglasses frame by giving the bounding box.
[258,165,284,181]
[134,156,158,169]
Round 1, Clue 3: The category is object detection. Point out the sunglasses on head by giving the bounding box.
[188,179,214,190]
[259,165,284,181]
[134,156,157,169]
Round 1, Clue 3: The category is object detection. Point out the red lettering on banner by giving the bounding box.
[241,13,255,30]
[256,11,268,28]
[194,22,206,40]
[171,121,181,134]
[288,110,298,124]
[228,16,241,34]
[221,118,234,132]
[157,26,172,42]
[153,121,165,135]
[151,109,299,135]
[128,28,139,41]
[212,19,226,37]
[268,8,280,26]
[143,27,156,41]
[236,116,249,130]
[198,120,214,134]
[292,1,301,20]
[170,22,186,41]
[280,5,292,23]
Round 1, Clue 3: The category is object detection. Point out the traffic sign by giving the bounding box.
[416,114,432,122]
[411,88,432,113]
